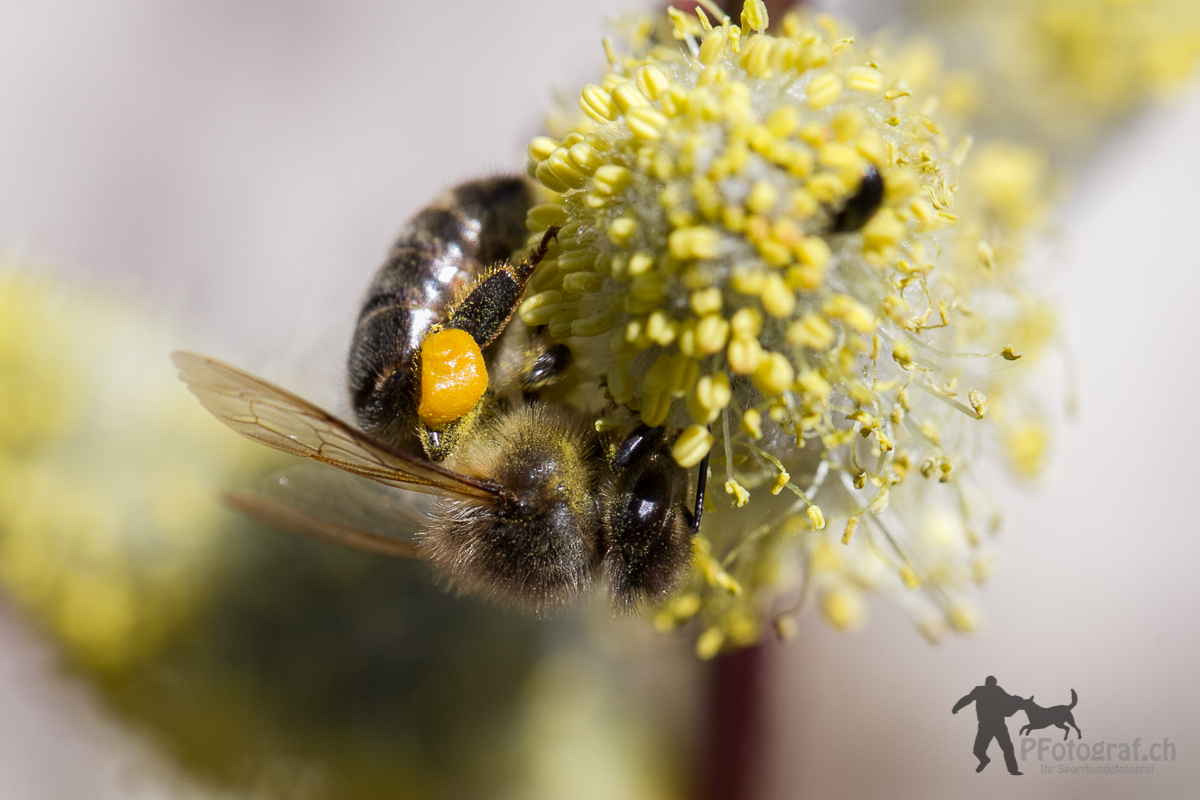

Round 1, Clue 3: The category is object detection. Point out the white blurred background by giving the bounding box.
[0,1,1197,798]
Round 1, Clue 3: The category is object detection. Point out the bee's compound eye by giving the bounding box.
[624,465,672,546]
[417,328,488,428]
[603,454,692,612]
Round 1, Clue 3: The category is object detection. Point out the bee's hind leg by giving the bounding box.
[442,225,559,348]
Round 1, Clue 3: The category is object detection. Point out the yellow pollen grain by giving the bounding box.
[635,64,671,100]
[611,82,650,113]
[673,424,714,468]
[767,106,800,137]
[727,337,764,375]
[567,143,604,175]
[527,136,559,163]
[862,208,905,249]
[698,27,731,66]
[696,626,725,660]
[771,38,802,73]
[561,271,603,294]
[831,107,865,140]
[752,352,794,396]
[806,172,847,203]
[842,515,859,544]
[730,269,765,296]
[557,248,595,273]
[661,83,689,117]
[608,217,637,245]
[692,177,722,216]
[724,479,751,507]
[756,239,791,267]
[607,359,632,405]
[629,272,667,302]
[741,35,776,78]
[968,388,988,418]
[519,290,564,325]
[796,368,831,399]
[741,0,769,33]
[806,72,843,109]
[687,86,721,120]
[845,65,884,93]
[640,387,672,427]
[785,262,824,291]
[669,354,698,396]
[695,314,730,354]
[694,372,732,414]
[818,588,863,630]
[628,251,654,276]
[730,306,763,339]
[579,84,617,122]
[795,236,831,268]
[789,188,818,217]
[740,408,763,439]
[548,313,576,340]
[746,180,779,214]
[807,505,826,530]
[760,274,796,318]
[771,217,802,246]
[744,215,770,243]
[534,161,570,194]
[598,71,623,92]
[668,226,721,259]
[546,151,588,189]
[653,151,675,180]
[646,310,676,345]
[818,142,861,173]
[787,312,834,349]
[592,164,631,196]
[823,295,875,333]
[627,105,669,140]
[855,133,888,165]
[690,287,723,315]
[571,311,616,338]
[799,42,833,71]
[526,204,568,231]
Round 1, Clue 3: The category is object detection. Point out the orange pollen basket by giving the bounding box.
[417,328,488,429]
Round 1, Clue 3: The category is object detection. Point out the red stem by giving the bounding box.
[701,642,768,800]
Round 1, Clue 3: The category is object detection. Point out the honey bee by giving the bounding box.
[175,177,705,613]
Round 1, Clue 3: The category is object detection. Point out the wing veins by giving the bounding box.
[172,351,504,501]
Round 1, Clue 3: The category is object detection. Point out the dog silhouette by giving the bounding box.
[1018,689,1081,740]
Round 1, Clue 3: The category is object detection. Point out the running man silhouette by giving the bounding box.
[952,676,1024,775]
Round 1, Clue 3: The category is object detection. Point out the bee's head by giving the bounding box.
[602,426,693,613]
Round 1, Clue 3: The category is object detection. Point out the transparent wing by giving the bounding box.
[225,492,424,559]
[226,463,437,559]
[264,462,436,530]
[172,351,502,501]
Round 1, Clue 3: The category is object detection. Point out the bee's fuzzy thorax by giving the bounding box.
[421,404,602,613]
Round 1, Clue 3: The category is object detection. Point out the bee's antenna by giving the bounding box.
[690,450,710,536]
